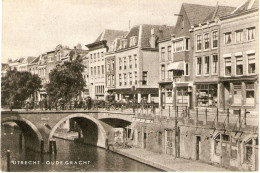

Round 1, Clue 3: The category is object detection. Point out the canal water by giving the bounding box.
[1,125,160,172]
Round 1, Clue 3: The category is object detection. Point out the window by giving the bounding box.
[247,27,255,40]
[236,56,243,75]
[196,35,202,51]
[119,58,122,70]
[129,56,132,69]
[175,40,184,52]
[102,65,104,75]
[142,71,147,85]
[204,33,210,50]
[130,36,138,46]
[111,60,115,71]
[231,137,238,159]
[235,30,243,43]
[94,67,96,75]
[94,53,96,62]
[224,32,232,44]
[212,55,218,74]
[197,57,202,75]
[225,58,231,76]
[185,63,189,76]
[161,65,165,80]
[134,55,138,68]
[244,138,258,163]
[90,54,92,62]
[111,75,115,86]
[119,74,122,86]
[248,54,255,74]
[98,66,100,76]
[91,67,93,75]
[135,72,138,85]
[246,82,255,105]
[215,134,221,156]
[165,130,173,155]
[212,31,218,48]
[101,52,104,57]
[107,60,111,71]
[161,47,165,61]
[186,38,190,50]
[158,132,162,146]
[124,57,127,70]
[124,73,127,85]
[97,53,100,60]
[129,73,132,85]
[168,46,171,60]
[204,56,210,74]
[107,75,111,86]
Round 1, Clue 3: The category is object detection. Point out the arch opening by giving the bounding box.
[1,117,43,152]
[48,113,108,150]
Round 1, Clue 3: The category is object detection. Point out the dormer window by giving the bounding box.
[130,36,138,47]
[173,37,190,53]
[120,39,128,49]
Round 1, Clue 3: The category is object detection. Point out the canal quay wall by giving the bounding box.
[2,109,258,171]
[130,114,258,171]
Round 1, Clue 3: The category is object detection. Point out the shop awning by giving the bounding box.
[167,61,184,71]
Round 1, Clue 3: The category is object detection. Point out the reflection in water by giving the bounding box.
[1,125,160,172]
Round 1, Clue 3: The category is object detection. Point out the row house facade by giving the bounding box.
[219,0,258,113]
[86,29,127,100]
[158,3,234,109]
[106,24,174,103]
[190,6,235,109]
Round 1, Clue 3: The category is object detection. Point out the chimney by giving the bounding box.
[150,28,156,48]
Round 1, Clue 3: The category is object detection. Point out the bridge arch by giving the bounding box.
[2,116,43,151]
[48,113,108,149]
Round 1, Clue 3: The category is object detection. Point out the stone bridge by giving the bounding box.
[1,110,134,153]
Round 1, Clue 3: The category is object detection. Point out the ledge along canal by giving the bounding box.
[1,124,160,172]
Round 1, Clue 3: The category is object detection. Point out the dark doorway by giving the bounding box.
[143,133,147,149]
[196,136,201,160]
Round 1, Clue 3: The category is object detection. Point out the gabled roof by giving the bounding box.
[182,3,217,25]
[203,5,236,22]
[95,29,128,46]
[232,0,258,14]
[140,24,175,48]
[27,56,37,64]
[30,57,40,64]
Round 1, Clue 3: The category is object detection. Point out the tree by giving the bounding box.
[46,56,85,105]
[1,69,42,109]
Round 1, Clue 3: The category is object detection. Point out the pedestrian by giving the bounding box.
[132,97,137,113]
[151,98,155,114]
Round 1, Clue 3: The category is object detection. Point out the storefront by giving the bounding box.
[173,83,192,108]
[196,84,218,107]
[219,76,258,109]
[159,83,173,108]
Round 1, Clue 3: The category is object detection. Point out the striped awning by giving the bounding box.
[167,61,184,71]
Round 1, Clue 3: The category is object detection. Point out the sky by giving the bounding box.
[2,0,244,63]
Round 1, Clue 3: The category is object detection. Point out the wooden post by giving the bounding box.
[78,130,81,139]
[19,133,23,150]
[53,140,57,154]
[196,108,198,123]
[40,140,44,154]
[49,140,53,154]
[7,150,10,172]
[105,139,109,150]
[216,108,219,123]
[244,109,247,125]
[205,108,207,122]
[169,106,171,117]
[176,106,179,118]
[186,106,188,117]
[238,109,241,124]
[226,108,229,124]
